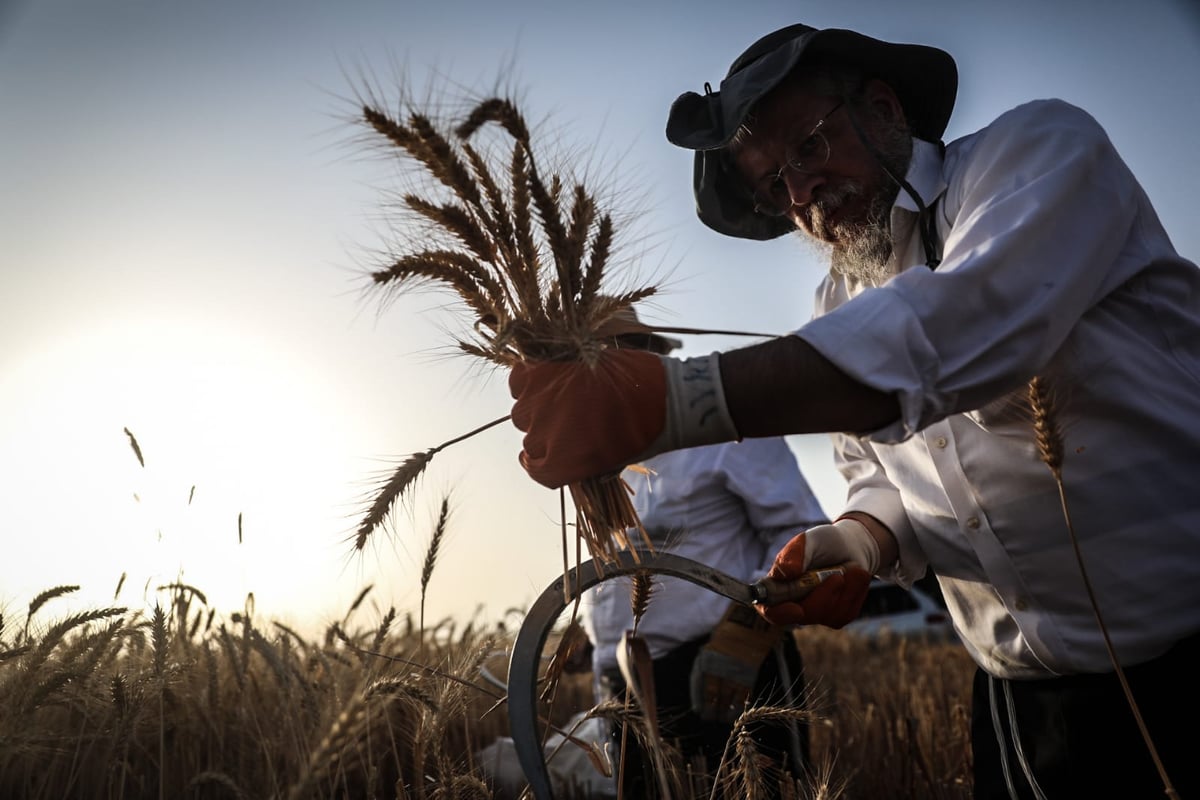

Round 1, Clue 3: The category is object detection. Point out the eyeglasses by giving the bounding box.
[750,100,845,217]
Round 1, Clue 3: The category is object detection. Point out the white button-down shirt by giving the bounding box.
[796,99,1200,679]
[581,437,827,675]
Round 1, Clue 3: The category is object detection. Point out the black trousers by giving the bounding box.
[601,633,808,800]
[973,631,1200,800]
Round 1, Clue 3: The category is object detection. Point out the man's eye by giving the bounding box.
[793,135,821,160]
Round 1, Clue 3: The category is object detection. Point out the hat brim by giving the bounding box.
[596,308,683,352]
[666,26,957,240]
[618,332,683,353]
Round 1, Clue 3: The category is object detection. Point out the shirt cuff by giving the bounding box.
[795,285,952,443]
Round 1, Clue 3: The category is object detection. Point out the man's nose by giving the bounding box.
[781,169,823,209]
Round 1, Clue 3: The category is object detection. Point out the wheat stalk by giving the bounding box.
[21,606,126,679]
[248,628,291,690]
[342,585,374,628]
[370,607,397,656]
[429,775,490,800]
[607,569,657,797]
[70,617,126,687]
[353,416,509,551]
[708,706,815,800]
[217,624,247,694]
[354,450,435,551]
[287,692,370,800]
[419,496,450,654]
[203,640,219,707]
[365,675,439,711]
[543,701,619,779]
[537,620,590,705]
[1027,376,1178,800]
[733,725,768,800]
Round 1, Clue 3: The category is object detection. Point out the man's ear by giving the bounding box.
[862,78,906,127]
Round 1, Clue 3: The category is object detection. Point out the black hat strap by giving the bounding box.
[843,104,943,270]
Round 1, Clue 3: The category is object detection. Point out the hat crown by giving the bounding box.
[726,23,818,77]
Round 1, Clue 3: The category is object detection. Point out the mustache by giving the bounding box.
[805,180,865,233]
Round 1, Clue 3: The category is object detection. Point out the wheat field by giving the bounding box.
[0,576,974,800]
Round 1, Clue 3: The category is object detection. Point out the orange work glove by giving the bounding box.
[508,350,667,489]
[509,350,738,489]
[758,518,878,628]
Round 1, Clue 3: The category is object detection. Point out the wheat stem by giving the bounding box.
[645,325,777,338]
[1028,376,1177,800]
[560,487,571,605]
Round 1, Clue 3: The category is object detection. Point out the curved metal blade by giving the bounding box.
[506,551,758,800]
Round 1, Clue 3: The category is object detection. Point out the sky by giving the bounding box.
[2,0,1198,635]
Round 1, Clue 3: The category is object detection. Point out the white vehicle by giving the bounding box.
[845,580,957,642]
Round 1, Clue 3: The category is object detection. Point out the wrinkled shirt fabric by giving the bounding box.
[795,99,1200,679]
[581,437,827,677]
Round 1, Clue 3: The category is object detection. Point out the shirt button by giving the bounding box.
[966,517,981,530]
[934,436,948,449]
[1014,598,1029,612]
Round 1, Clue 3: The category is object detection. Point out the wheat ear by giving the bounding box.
[710,706,814,800]
[419,496,450,655]
[25,585,80,635]
[630,571,655,635]
[1028,376,1178,800]
[353,415,509,551]
[123,426,145,467]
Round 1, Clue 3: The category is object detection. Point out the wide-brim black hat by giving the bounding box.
[666,24,958,240]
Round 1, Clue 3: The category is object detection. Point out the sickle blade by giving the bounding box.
[506,551,757,800]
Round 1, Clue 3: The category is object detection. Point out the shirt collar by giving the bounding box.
[893,138,948,214]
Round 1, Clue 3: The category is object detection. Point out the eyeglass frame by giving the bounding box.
[748,99,846,217]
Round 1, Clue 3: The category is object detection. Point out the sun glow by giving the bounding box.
[0,315,371,628]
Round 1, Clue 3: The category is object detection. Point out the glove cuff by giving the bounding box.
[806,518,882,575]
[637,353,739,460]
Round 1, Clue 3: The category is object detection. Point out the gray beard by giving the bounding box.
[818,123,914,287]
[828,199,897,286]
[793,182,897,287]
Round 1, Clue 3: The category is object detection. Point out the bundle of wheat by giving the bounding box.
[351,91,660,569]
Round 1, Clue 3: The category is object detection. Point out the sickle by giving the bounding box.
[506,551,769,800]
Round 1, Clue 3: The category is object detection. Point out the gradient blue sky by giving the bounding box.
[2,0,1198,632]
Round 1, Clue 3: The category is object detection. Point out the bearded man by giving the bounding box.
[507,23,1200,799]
